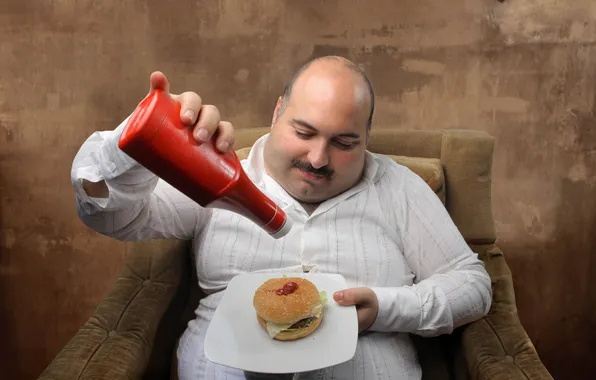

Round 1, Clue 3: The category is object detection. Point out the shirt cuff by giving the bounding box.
[369,286,421,333]
[97,116,143,180]
[71,115,157,212]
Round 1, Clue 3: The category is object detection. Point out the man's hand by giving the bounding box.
[333,287,379,333]
[149,71,235,153]
[83,71,236,199]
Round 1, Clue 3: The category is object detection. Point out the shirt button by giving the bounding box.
[302,264,314,272]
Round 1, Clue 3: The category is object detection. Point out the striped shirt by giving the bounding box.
[71,116,492,380]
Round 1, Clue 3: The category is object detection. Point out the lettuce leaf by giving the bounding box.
[319,290,328,305]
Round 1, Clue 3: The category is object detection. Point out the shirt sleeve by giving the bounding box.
[368,167,492,337]
[70,115,210,241]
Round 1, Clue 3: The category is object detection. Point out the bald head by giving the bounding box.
[279,56,375,131]
[264,56,374,204]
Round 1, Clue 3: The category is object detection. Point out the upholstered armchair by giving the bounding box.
[40,128,553,380]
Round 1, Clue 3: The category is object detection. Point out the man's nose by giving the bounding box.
[307,141,329,169]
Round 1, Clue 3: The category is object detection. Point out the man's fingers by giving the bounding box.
[149,71,170,93]
[335,288,379,333]
[215,121,235,153]
[334,287,375,306]
[193,105,221,143]
[177,91,203,125]
[145,77,234,151]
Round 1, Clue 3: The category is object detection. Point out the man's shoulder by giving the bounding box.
[368,151,416,182]
[368,152,433,197]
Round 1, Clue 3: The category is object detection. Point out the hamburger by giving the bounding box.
[253,277,327,341]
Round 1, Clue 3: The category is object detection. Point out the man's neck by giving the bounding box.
[299,201,321,215]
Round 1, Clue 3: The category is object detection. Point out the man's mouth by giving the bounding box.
[292,160,333,181]
[299,169,327,181]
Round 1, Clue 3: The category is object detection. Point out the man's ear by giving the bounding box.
[271,96,282,129]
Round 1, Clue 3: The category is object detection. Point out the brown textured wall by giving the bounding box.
[1,0,595,379]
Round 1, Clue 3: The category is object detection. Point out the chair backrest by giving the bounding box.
[233,127,496,245]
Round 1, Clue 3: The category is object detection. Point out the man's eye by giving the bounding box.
[295,131,313,138]
[334,141,354,150]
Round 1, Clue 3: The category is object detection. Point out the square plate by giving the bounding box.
[204,272,358,374]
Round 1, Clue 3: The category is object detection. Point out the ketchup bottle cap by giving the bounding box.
[269,216,293,239]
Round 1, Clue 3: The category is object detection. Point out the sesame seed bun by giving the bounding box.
[253,277,321,324]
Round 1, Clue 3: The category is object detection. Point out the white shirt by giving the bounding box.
[71,116,492,380]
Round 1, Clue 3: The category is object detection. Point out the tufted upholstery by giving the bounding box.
[40,129,552,380]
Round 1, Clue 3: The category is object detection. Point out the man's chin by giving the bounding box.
[286,184,328,205]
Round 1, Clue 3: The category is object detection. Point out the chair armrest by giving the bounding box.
[39,239,190,380]
[458,245,553,380]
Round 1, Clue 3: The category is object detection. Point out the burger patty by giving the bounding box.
[288,317,316,330]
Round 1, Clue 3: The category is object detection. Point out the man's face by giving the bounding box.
[263,69,370,204]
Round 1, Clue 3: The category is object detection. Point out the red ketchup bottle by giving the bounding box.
[117,89,293,239]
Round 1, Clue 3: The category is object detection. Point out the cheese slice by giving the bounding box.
[265,321,294,338]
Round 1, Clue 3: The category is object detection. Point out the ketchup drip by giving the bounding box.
[276,282,299,295]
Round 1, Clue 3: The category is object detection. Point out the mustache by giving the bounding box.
[292,159,334,179]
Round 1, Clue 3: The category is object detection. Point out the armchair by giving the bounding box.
[40,128,552,380]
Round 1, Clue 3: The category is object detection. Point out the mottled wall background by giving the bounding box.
[1,0,595,379]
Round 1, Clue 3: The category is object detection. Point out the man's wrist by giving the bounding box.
[368,286,421,333]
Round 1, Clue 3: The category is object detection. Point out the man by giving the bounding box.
[71,56,492,379]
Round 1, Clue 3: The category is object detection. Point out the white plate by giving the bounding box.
[204,272,358,374]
